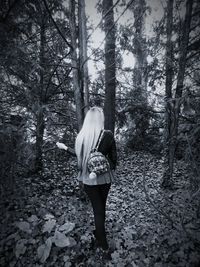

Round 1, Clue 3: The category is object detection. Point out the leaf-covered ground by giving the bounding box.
[1,149,200,267]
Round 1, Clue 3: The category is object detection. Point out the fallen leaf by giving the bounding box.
[68,237,77,247]
[42,219,56,233]
[53,230,71,248]
[15,239,27,258]
[58,221,75,234]
[37,237,52,263]
[65,262,72,267]
[27,215,39,223]
[44,214,55,220]
[15,221,32,234]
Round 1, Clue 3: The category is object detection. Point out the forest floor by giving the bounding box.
[0,148,200,267]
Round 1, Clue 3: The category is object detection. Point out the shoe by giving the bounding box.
[96,247,112,261]
[102,249,112,261]
[89,230,100,250]
[92,230,109,249]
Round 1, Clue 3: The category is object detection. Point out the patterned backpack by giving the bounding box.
[87,130,110,179]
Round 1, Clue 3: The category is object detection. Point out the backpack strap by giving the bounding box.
[95,129,104,151]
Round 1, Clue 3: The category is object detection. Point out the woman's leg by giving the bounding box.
[93,183,111,237]
[99,183,111,219]
[84,184,111,250]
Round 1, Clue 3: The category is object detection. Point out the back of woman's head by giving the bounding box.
[82,106,104,131]
[75,106,104,170]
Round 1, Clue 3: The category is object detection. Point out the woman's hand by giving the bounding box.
[56,142,68,151]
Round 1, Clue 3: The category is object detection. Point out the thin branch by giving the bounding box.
[42,0,73,51]
[82,0,135,67]
[44,53,72,100]
[87,0,121,41]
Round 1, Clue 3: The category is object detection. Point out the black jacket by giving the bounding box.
[98,130,117,170]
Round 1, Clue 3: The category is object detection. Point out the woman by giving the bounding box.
[57,106,117,257]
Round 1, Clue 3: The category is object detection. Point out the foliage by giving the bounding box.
[0,0,77,172]
[1,1,200,266]
[0,114,26,190]
[0,149,200,266]
[1,0,199,175]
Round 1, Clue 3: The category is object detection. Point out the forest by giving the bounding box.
[0,0,200,266]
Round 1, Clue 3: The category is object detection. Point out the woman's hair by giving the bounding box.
[75,106,104,170]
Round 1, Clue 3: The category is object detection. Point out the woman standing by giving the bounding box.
[57,106,117,258]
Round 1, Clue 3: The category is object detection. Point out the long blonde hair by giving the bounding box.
[75,107,104,170]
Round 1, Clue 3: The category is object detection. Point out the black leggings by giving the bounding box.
[84,183,111,250]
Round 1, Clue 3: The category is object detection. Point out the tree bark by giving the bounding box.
[132,0,147,93]
[171,0,194,169]
[162,0,174,187]
[35,18,45,172]
[132,0,148,141]
[162,0,194,188]
[78,0,89,114]
[175,0,193,100]
[69,0,84,130]
[103,0,116,133]
[35,104,45,172]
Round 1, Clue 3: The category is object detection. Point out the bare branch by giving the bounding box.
[87,0,121,41]
[42,0,73,51]
[83,0,135,67]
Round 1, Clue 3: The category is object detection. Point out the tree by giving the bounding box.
[162,0,174,187]
[35,14,46,172]
[0,0,73,172]
[78,0,89,114]
[131,0,149,143]
[69,0,84,130]
[102,0,116,133]
[115,0,154,149]
[162,0,194,188]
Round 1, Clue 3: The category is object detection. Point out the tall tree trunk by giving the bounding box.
[69,0,84,130]
[132,0,147,94]
[162,0,174,187]
[103,0,116,133]
[78,0,89,114]
[35,104,45,172]
[132,0,148,143]
[35,19,45,172]
[175,0,193,100]
[162,0,193,188]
